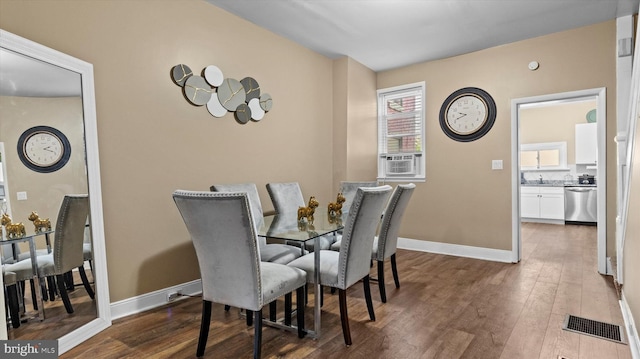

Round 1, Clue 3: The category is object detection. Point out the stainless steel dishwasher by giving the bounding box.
[564,186,597,225]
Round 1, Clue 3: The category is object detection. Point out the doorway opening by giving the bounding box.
[511,88,607,274]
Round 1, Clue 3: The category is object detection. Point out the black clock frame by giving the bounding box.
[439,87,497,142]
[17,125,71,173]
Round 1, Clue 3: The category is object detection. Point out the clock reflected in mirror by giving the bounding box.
[17,125,71,173]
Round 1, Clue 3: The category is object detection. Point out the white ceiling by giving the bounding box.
[207,0,640,72]
[1,1,638,97]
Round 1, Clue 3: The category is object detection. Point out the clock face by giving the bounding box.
[24,132,64,166]
[445,94,488,135]
[439,87,496,142]
[17,126,71,173]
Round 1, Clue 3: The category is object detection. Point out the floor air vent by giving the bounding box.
[562,314,627,344]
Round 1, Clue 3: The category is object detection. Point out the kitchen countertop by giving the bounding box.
[522,180,596,187]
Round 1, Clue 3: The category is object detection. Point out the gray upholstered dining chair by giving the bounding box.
[370,183,415,302]
[338,181,378,214]
[212,183,307,317]
[3,268,20,328]
[287,185,392,346]
[4,195,94,314]
[266,182,336,250]
[172,190,307,359]
[211,183,304,264]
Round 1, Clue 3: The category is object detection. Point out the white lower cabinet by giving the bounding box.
[520,186,565,221]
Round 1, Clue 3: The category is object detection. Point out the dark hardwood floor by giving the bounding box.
[7,270,96,340]
[62,223,631,358]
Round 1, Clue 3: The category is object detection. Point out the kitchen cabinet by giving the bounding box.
[575,123,597,165]
[521,186,565,221]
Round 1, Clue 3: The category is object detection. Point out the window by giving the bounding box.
[520,142,568,170]
[377,82,425,182]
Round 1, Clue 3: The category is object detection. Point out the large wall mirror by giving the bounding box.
[0,29,111,353]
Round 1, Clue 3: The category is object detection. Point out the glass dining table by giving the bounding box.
[1,229,54,321]
[257,210,345,339]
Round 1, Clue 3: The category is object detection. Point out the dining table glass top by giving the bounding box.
[257,211,345,242]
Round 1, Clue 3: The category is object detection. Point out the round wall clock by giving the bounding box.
[439,87,497,142]
[17,125,71,173]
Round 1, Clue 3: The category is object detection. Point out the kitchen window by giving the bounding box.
[377,82,425,182]
[520,141,568,170]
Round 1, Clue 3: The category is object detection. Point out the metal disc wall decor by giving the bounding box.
[206,93,227,118]
[204,65,223,87]
[248,98,265,121]
[260,93,273,111]
[235,103,251,124]
[218,78,246,111]
[240,77,260,101]
[171,64,192,86]
[171,64,273,124]
[183,75,212,106]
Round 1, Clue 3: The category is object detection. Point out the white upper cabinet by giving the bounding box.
[575,123,597,165]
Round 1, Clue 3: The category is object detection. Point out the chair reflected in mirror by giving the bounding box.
[4,195,94,314]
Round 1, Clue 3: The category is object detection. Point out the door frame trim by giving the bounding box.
[511,88,607,274]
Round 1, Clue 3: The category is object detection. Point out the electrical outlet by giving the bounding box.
[167,291,181,302]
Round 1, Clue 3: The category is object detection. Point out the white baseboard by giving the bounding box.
[110,279,202,320]
[397,237,514,263]
[620,291,640,358]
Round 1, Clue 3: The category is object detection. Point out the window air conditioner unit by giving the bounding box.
[385,154,415,175]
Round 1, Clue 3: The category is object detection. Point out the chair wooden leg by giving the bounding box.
[196,300,212,358]
[6,284,21,328]
[56,274,74,313]
[46,276,56,301]
[363,275,375,321]
[338,289,352,346]
[246,309,253,326]
[253,309,263,359]
[269,301,277,322]
[391,254,400,288]
[284,293,292,326]
[78,266,95,299]
[29,279,38,310]
[296,286,305,338]
[64,271,75,291]
[377,260,387,303]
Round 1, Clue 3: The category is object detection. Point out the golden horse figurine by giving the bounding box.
[1,213,26,238]
[327,192,346,217]
[28,211,52,233]
[297,196,319,223]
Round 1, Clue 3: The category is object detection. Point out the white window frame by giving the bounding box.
[520,141,569,171]
[376,82,426,182]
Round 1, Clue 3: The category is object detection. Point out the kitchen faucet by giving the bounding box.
[539,175,544,184]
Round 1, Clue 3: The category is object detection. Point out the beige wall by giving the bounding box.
[520,100,597,165]
[0,0,335,301]
[376,21,616,251]
[332,57,378,195]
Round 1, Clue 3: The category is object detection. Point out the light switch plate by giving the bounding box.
[492,160,503,170]
[17,191,27,200]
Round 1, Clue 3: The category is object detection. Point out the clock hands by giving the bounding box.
[454,112,467,120]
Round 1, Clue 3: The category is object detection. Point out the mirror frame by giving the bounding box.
[0,29,111,353]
